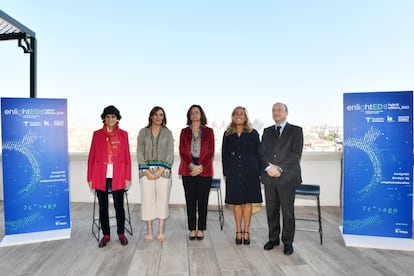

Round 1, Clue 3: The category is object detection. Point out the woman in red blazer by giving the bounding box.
[87,105,131,248]
[179,104,215,240]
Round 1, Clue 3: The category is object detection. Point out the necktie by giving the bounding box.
[276,126,281,140]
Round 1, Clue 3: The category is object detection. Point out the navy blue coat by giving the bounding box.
[222,129,265,204]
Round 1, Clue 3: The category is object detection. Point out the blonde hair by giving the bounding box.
[225,106,253,135]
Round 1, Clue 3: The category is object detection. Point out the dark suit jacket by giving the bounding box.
[260,123,303,187]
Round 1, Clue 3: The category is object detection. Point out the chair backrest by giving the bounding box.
[295,184,320,196]
[211,178,221,189]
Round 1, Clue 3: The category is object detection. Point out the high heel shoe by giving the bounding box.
[196,230,204,241]
[235,232,242,245]
[189,230,196,241]
[243,232,250,245]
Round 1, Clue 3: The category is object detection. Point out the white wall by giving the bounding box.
[0,152,343,206]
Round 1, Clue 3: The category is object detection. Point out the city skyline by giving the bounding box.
[68,120,342,153]
[1,1,413,135]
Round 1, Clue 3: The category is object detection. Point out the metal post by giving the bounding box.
[30,36,37,98]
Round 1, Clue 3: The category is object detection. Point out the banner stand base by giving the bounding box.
[339,226,414,251]
[0,228,71,247]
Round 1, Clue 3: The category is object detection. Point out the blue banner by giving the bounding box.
[343,91,413,238]
[1,98,70,235]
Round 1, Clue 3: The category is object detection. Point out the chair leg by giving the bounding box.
[92,190,133,241]
[295,189,323,245]
[317,194,323,245]
[217,187,224,230]
[208,186,225,230]
[216,187,221,230]
[92,191,100,241]
[124,190,133,236]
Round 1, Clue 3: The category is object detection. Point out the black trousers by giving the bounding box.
[264,182,296,245]
[182,175,212,231]
[96,178,125,236]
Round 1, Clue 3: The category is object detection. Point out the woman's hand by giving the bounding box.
[145,167,165,180]
[155,167,166,179]
[145,170,156,180]
[126,180,131,190]
[190,165,203,176]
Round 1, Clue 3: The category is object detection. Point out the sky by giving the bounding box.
[1,0,414,134]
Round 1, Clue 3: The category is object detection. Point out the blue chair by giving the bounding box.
[295,184,323,244]
[209,178,224,230]
[92,189,133,241]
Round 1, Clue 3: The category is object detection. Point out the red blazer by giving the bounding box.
[87,127,131,191]
[178,125,215,177]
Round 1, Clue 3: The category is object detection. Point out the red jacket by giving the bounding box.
[87,127,131,191]
[178,125,215,177]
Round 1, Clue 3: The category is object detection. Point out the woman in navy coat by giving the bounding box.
[222,106,265,245]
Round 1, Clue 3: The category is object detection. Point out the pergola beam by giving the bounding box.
[0,10,37,98]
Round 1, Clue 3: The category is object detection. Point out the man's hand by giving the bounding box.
[267,163,281,177]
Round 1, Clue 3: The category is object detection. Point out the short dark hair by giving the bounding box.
[186,104,208,126]
[101,105,121,122]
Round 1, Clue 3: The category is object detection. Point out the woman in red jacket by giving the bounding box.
[87,105,132,248]
[179,104,215,241]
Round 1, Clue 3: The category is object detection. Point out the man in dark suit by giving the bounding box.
[261,102,303,255]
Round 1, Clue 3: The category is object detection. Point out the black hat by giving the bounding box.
[101,105,121,122]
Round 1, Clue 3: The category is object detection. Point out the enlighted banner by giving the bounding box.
[1,98,71,240]
[343,91,413,238]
